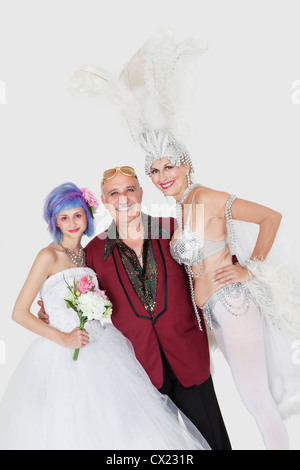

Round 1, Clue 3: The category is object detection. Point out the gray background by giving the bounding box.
[0,0,299,450]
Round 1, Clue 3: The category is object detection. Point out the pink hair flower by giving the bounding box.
[80,188,99,216]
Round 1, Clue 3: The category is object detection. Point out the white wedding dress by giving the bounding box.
[0,267,210,451]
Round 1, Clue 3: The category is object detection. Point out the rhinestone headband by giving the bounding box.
[140,128,194,176]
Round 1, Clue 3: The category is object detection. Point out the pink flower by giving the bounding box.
[80,188,99,211]
[95,288,107,301]
[77,275,96,294]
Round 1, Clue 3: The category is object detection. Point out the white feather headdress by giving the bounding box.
[69,29,207,174]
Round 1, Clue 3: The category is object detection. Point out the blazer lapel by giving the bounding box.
[151,239,168,323]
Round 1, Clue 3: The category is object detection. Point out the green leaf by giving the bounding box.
[65,299,78,313]
[89,206,95,218]
[63,275,72,290]
[79,317,88,329]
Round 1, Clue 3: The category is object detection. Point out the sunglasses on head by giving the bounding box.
[102,166,137,182]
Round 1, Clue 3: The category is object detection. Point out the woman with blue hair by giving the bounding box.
[0,182,210,450]
[44,182,96,244]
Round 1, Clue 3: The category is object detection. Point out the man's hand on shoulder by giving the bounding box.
[37,300,49,324]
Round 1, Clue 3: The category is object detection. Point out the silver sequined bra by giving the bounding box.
[170,190,237,269]
[169,190,237,330]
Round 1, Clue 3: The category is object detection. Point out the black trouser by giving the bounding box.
[159,351,232,451]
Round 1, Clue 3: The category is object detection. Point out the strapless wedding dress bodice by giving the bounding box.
[40,267,102,342]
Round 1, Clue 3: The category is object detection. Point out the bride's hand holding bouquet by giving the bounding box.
[63,274,113,360]
[63,327,90,352]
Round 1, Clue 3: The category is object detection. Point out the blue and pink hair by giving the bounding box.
[43,182,95,245]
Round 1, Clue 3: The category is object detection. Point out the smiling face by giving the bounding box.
[150,158,190,199]
[56,207,87,242]
[101,173,143,225]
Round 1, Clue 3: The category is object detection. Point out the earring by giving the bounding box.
[186,172,191,187]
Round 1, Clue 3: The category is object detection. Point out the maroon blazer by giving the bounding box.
[85,216,210,390]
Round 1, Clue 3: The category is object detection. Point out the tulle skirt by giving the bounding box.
[0,325,209,450]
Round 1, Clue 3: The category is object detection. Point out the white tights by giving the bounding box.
[211,292,289,450]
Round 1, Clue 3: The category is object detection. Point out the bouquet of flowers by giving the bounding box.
[64,275,113,361]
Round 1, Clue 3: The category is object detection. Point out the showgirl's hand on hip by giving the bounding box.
[212,263,252,288]
[63,328,89,350]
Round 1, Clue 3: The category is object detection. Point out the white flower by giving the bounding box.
[76,291,106,321]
